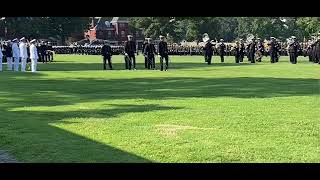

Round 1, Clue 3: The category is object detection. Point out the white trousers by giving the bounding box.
[7,57,13,70]
[31,58,37,72]
[14,57,20,71]
[0,57,2,71]
[21,58,27,72]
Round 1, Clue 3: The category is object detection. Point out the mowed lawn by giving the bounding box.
[0,54,319,163]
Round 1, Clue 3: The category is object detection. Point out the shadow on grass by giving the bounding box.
[1,74,318,100]
[0,102,183,162]
[35,61,257,71]
[0,72,319,162]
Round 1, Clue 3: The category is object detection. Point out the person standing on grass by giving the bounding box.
[142,38,148,69]
[288,36,299,64]
[239,39,245,62]
[307,39,314,62]
[47,42,54,62]
[144,38,157,70]
[158,35,169,71]
[234,41,241,63]
[203,40,214,65]
[124,35,137,70]
[314,36,320,64]
[268,37,277,63]
[4,40,13,71]
[218,39,226,63]
[29,39,39,72]
[19,37,28,72]
[26,41,31,65]
[39,41,47,63]
[101,42,113,70]
[0,42,3,71]
[12,38,20,72]
[256,38,264,62]
[247,37,256,63]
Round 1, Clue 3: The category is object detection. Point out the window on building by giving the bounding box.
[121,31,125,38]
[119,23,125,28]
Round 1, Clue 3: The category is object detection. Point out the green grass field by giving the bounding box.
[0,55,319,162]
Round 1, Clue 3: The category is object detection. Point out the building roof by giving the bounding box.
[111,17,129,23]
[95,17,114,30]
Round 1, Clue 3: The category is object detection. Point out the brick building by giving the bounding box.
[85,17,144,46]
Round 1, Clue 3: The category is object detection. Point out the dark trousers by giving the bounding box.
[45,54,49,62]
[147,55,155,69]
[314,56,319,63]
[275,53,279,62]
[289,53,297,64]
[220,55,224,62]
[103,56,112,70]
[239,53,244,62]
[124,55,136,70]
[308,55,313,62]
[219,52,224,62]
[248,52,255,63]
[40,53,47,63]
[205,55,212,65]
[125,56,130,69]
[235,54,240,63]
[270,52,277,63]
[144,56,148,68]
[48,52,54,61]
[160,55,169,71]
[129,55,136,69]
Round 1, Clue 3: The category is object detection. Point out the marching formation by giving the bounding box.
[203,35,320,65]
[53,45,123,55]
[1,33,320,72]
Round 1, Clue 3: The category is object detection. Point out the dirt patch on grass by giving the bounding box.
[156,124,215,138]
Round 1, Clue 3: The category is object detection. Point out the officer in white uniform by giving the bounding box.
[19,37,28,72]
[29,39,39,72]
[12,38,20,71]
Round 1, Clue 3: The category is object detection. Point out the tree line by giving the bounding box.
[1,17,319,44]
[130,17,320,42]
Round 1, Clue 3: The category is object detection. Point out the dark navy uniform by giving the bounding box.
[314,39,320,64]
[203,41,214,65]
[234,43,241,63]
[47,42,54,62]
[101,44,113,70]
[144,41,157,70]
[158,39,169,71]
[268,38,277,63]
[256,40,264,62]
[218,41,226,63]
[124,39,137,70]
[142,40,148,68]
[288,39,299,64]
[247,40,256,63]
[40,43,47,63]
[239,41,245,62]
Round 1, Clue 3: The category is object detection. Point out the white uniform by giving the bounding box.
[29,44,38,72]
[12,42,20,71]
[0,46,3,71]
[19,42,28,72]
